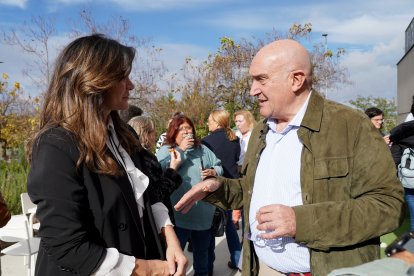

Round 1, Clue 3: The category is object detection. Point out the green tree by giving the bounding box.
[0,73,39,160]
[348,96,397,133]
[168,22,350,126]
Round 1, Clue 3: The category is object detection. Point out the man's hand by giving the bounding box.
[174,178,221,214]
[256,204,296,239]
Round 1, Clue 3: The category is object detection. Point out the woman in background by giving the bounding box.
[156,115,223,276]
[128,115,157,151]
[128,115,182,225]
[202,109,241,270]
[232,109,256,242]
[27,34,186,276]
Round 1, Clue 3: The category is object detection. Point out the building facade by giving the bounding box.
[397,17,414,123]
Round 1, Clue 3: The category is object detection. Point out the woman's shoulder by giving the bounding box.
[40,127,76,143]
[35,127,78,155]
[199,144,215,155]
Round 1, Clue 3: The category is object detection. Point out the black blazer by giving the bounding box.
[27,127,168,275]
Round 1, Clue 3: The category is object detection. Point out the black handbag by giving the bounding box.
[212,208,227,237]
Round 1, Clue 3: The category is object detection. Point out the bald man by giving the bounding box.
[175,39,404,276]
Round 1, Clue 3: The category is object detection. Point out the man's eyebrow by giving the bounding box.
[251,73,268,79]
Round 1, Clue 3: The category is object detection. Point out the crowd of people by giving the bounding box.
[1,33,412,276]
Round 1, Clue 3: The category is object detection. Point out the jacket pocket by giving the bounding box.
[314,157,349,179]
[313,157,350,201]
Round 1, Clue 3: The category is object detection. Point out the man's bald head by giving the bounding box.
[249,39,313,121]
[253,39,312,89]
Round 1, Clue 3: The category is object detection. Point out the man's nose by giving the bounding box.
[250,81,260,96]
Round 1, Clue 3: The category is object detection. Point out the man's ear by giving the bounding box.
[290,70,306,92]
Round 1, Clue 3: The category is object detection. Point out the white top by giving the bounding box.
[236,130,252,166]
[249,93,312,273]
[92,118,172,275]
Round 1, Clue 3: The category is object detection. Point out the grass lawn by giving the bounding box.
[380,212,410,258]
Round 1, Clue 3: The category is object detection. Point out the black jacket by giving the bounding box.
[390,121,414,166]
[202,128,240,179]
[27,127,179,275]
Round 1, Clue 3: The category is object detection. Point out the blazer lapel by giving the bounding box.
[106,148,146,243]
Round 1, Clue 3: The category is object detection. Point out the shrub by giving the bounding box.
[0,146,29,214]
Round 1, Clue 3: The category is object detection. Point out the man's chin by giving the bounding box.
[259,108,270,118]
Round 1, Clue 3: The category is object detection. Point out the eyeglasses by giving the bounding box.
[178,126,192,131]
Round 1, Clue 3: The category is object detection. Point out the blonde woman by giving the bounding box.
[233,110,256,167]
[202,109,241,270]
[232,110,256,243]
[128,115,182,227]
[128,116,157,150]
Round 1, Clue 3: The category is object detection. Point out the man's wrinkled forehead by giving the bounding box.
[249,52,287,77]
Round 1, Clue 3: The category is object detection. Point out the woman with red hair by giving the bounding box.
[156,115,223,276]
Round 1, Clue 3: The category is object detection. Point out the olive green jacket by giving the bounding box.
[205,92,404,276]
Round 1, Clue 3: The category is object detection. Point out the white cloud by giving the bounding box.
[0,43,36,95]
[113,0,236,10]
[330,37,402,103]
[0,0,27,8]
[201,3,412,104]
[48,0,234,11]
[157,42,210,73]
[0,33,71,97]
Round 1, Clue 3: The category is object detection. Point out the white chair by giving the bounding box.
[20,193,40,237]
[0,215,40,276]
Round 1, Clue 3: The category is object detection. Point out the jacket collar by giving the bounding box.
[300,91,324,132]
[257,91,324,135]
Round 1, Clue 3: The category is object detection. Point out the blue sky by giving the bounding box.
[0,0,413,104]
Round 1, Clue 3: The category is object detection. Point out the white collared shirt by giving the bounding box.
[249,93,312,273]
[93,117,172,275]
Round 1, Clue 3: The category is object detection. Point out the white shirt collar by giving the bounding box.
[267,91,312,133]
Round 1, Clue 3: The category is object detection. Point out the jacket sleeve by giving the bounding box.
[390,143,404,167]
[141,149,182,204]
[204,176,244,211]
[27,132,105,274]
[390,121,414,142]
[294,117,405,250]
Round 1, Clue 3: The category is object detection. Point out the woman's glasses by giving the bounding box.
[178,126,192,131]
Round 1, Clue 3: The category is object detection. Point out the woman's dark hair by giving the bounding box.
[164,115,201,147]
[364,107,384,119]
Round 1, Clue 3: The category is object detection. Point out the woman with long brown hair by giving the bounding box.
[27,34,186,276]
